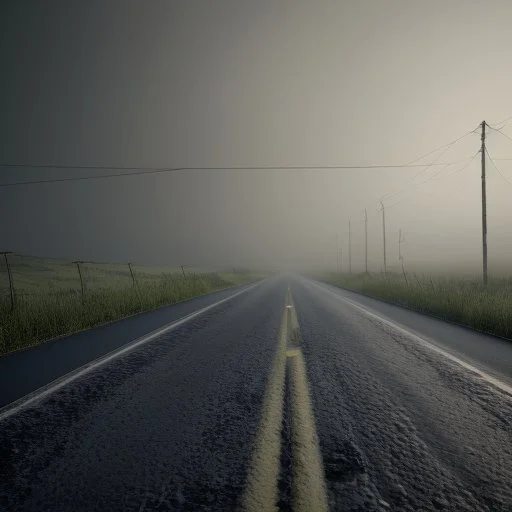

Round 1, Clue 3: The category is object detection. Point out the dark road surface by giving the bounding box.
[0,282,261,409]
[1,275,511,511]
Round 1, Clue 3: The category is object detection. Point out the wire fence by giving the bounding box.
[0,253,210,311]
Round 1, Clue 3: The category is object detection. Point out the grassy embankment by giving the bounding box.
[320,272,512,340]
[0,256,265,356]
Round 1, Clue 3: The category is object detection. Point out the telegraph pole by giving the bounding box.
[481,120,488,286]
[380,202,387,274]
[398,229,407,283]
[348,219,352,274]
[364,209,368,274]
[336,232,340,272]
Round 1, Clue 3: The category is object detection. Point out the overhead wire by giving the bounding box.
[487,115,512,131]
[0,167,187,188]
[379,153,451,204]
[485,146,512,187]
[487,125,512,145]
[0,125,483,190]
[0,163,459,188]
[0,122,483,193]
[330,127,481,223]
[443,150,480,179]
[377,127,480,205]
[0,123,504,233]
[402,126,479,165]
[385,153,479,211]
[383,139,509,212]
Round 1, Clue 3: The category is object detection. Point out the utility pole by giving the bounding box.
[481,120,488,286]
[364,209,368,274]
[398,229,407,283]
[336,232,341,272]
[380,201,387,275]
[348,219,352,274]
[336,232,339,272]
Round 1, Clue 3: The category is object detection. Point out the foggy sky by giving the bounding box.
[2,0,512,273]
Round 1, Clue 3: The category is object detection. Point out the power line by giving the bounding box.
[443,151,480,179]
[0,126,480,190]
[379,129,477,203]
[487,115,512,130]
[379,123,505,208]
[0,163,458,188]
[380,156,470,204]
[486,125,512,145]
[0,167,186,188]
[403,127,478,165]
[380,157,446,203]
[410,161,456,187]
[385,154,479,210]
[0,163,187,171]
[485,146,512,187]
[336,127,481,222]
[497,114,512,124]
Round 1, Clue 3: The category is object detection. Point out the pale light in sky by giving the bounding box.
[1,0,512,274]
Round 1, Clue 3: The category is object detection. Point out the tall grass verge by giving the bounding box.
[0,272,257,355]
[320,272,512,340]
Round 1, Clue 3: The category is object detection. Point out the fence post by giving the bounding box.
[128,261,143,309]
[128,262,137,288]
[1,252,15,311]
[401,261,408,285]
[73,261,85,302]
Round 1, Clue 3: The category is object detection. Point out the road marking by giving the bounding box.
[308,279,512,398]
[286,289,328,512]
[0,281,262,422]
[242,302,288,512]
[243,288,328,512]
[288,350,328,512]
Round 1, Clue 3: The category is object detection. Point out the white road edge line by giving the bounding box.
[306,278,512,398]
[0,281,262,422]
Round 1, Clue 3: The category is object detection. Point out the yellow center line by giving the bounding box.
[288,350,328,512]
[243,288,328,512]
[242,302,288,512]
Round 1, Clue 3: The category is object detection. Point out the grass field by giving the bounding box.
[0,255,265,356]
[320,272,512,341]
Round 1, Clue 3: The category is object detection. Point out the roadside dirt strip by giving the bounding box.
[242,288,328,512]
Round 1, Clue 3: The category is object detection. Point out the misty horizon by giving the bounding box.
[2,1,512,275]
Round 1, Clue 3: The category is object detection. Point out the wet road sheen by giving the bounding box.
[1,275,511,511]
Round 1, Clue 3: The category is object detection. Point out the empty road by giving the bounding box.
[1,275,511,511]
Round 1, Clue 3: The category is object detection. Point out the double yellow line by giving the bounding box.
[242,288,328,512]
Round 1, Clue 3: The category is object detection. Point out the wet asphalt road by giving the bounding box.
[0,282,261,409]
[1,275,511,511]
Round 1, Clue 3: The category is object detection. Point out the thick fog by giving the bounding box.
[1,0,512,274]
